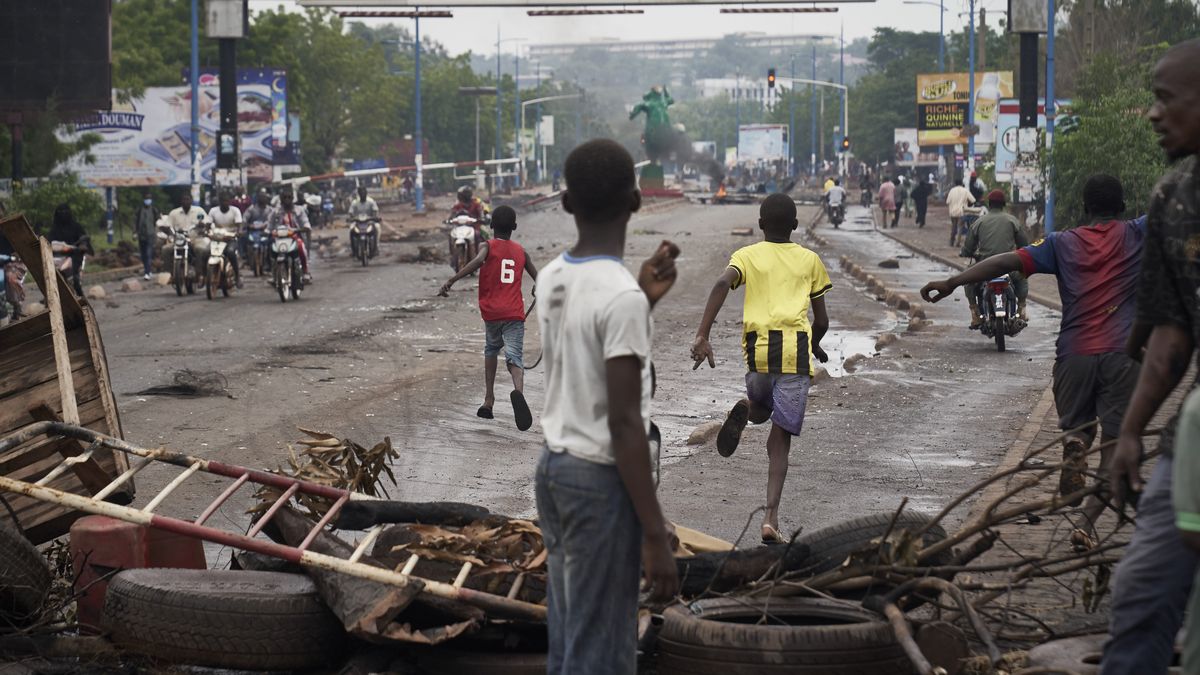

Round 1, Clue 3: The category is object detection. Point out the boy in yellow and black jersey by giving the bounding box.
[691,193,832,544]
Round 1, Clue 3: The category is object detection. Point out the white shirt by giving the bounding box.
[348,196,379,219]
[538,253,653,465]
[827,186,846,206]
[946,186,975,217]
[167,206,208,231]
[208,205,243,227]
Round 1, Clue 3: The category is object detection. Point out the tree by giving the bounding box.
[1048,52,1166,229]
[9,174,105,231]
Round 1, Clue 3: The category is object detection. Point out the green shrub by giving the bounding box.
[8,174,105,233]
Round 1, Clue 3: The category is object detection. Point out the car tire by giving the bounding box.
[0,519,51,625]
[102,569,343,670]
[795,511,951,577]
[657,597,911,674]
[417,649,546,675]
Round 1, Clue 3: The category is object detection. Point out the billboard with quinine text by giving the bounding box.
[916,72,1013,147]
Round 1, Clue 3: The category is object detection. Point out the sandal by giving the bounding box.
[761,523,784,545]
[511,390,533,431]
[476,406,494,420]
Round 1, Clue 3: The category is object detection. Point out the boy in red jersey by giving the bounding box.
[440,205,538,430]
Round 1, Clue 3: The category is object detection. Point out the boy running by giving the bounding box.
[691,193,832,544]
[439,205,537,431]
[535,139,680,674]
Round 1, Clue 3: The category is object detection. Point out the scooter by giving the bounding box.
[271,225,304,303]
[246,226,271,278]
[445,214,478,274]
[205,227,238,300]
[974,274,1026,352]
[349,215,380,267]
[50,236,92,297]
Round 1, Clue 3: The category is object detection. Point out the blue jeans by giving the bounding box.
[535,448,641,675]
[138,237,155,276]
[1101,455,1197,674]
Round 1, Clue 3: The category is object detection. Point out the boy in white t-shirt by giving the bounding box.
[207,191,244,289]
[535,138,680,674]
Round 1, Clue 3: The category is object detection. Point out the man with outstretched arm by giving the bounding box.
[921,175,1146,543]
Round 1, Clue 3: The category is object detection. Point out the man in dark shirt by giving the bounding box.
[961,190,1030,326]
[1101,38,1200,675]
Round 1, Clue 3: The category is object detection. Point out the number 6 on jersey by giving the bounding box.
[500,259,516,284]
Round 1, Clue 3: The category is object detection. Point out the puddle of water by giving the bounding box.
[822,332,881,377]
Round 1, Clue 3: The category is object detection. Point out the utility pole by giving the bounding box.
[979,7,987,69]
[838,22,845,176]
[967,0,977,176]
[210,0,247,194]
[514,49,520,187]
[189,0,200,201]
[735,67,741,161]
[789,54,795,177]
[495,26,502,188]
[810,40,816,176]
[414,13,424,214]
[1046,0,1057,233]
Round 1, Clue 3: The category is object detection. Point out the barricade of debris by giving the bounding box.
[0,213,1146,674]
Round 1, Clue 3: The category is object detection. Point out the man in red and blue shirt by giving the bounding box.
[921,174,1145,531]
[439,205,539,431]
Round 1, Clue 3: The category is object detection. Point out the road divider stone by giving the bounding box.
[85,285,106,300]
[687,421,723,446]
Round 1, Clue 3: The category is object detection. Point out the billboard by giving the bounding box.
[892,128,940,167]
[994,98,1070,182]
[916,72,1014,147]
[60,69,290,187]
[737,124,788,161]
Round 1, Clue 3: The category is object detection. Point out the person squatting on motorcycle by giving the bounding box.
[920,175,1145,540]
[48,203,92,296]
[208,191,244,289]
[960,190,1030,326]
[348,186,381,257]
[269,191,312,283]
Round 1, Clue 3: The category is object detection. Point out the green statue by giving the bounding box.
[629,85,676,163]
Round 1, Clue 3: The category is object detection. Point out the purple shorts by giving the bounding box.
[745,372,811,436]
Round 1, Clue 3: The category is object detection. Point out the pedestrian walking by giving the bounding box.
[911,176,932,228]
[968,170,986,202]
[439,205,538,431]
[878,177,898,228]
[946,177,976,247]
[1102,38,1200,675]
[921,174,1145,538]
[691,193,832,544]
[134,191,160,281]
[534,139,679,674]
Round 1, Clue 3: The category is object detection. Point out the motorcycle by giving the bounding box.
[245,227,271,278]
[829,203,845,229]
[445,214,478,274]
[860,187,872,208]
[271,226,305,303]
[349,215,380,267]
[205,227,238,300]
[159,224,196,296]
[974,274,1026,352]
[50,236,91,297]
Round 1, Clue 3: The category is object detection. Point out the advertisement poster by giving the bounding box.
[737,124,788,161]
[892,128,941,167]
[916,72,1014,147]
[61,69,289,187]
[994,98,1071,182]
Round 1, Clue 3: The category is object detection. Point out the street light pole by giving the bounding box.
[967,0,977,176]
[414,13,424,214]
[514,48,521,187]
[1045,0,1056,233]
[789,54,795,177]
[735,67,741,161]
[811,41,817,176]
[839,22,846,177]
[189,0,200,201]
[495,26,502,170]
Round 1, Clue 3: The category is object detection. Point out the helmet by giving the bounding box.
[458,186,473,200]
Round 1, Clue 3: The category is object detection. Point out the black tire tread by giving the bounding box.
[794,511,950,576]
[0,520,51,624]
[102,569,342,670]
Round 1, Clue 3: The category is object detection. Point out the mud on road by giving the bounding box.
[90,198,1061,560]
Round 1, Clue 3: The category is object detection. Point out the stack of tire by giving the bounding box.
[0,519,52,627]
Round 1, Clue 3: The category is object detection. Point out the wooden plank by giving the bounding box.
[0,311,51,352]
[81,305,124,442]
[0,216,83,328]
[0,333,91,397]
[0,398,111,475]
[28,405,118,495]
[40,238,79,425]
[0,364,100,433]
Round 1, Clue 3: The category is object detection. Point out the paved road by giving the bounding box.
[84,199,1063,560]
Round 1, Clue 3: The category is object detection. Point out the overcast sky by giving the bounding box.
[257,0,1013,57]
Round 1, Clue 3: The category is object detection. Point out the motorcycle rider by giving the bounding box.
[269,190,312,283]
[165,192,209,281]
[207,190,244,289]
[825,178,846,223]
[47,203,92,296]
[348,185,381,257]
[960,189,1030,327]
[243,189,274,261]
[448,185,488,258]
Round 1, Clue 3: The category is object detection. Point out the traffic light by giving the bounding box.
[841,137,851,152]
[767,68,776,89]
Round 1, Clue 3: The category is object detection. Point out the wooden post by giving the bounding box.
[40,238,79,425]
